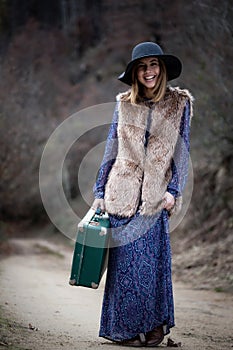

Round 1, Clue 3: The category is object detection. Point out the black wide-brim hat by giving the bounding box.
[118,42,182,85]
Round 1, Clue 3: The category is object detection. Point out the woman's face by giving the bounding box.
[136,57,160,90]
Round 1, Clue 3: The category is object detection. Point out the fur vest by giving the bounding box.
[104,86,193,217]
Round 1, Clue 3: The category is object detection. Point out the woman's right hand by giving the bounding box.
[92,198,106,213]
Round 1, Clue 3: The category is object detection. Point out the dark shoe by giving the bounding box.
[146,326,164,347]
[119,334,145,347]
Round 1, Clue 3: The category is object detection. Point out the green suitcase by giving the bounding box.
[69,208,110,289]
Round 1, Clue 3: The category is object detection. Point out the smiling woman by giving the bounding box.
[92,41,194,347]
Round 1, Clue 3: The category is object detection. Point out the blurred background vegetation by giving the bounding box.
[0,0,232,292]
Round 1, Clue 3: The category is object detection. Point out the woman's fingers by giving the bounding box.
[163,192,175,210]
[92,198,106,212]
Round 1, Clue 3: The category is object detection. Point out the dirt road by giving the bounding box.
[0,238,232,350]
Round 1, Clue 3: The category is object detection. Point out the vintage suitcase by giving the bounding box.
[69,208,110,289]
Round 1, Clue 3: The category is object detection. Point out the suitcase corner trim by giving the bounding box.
[69,278,76,286]
[91,282,99,289]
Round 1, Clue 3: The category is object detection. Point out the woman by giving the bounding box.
[92,41,193,347]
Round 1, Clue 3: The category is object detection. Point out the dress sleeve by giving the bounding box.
[93,103,119,199]
[167,100,191,199]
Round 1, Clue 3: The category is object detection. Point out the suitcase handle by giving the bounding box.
[95,208,102,216]
[94,208,109,220]
[78,208,109,231]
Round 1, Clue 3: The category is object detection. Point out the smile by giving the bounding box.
[144,75,156,81]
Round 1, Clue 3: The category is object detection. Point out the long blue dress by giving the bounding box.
[93,98,191,342]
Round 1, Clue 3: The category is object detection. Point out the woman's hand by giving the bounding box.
[162,191,175,211]
[92,198,106,212]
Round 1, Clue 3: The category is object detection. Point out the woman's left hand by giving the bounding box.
[162,191,175,211]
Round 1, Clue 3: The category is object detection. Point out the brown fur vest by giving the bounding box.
[104,86,193,217]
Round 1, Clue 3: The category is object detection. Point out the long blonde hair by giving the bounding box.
[122,58,167,104]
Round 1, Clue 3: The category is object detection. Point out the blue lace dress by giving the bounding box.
[93,99,191,342]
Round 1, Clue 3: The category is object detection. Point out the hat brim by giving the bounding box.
[118,54,182,85]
